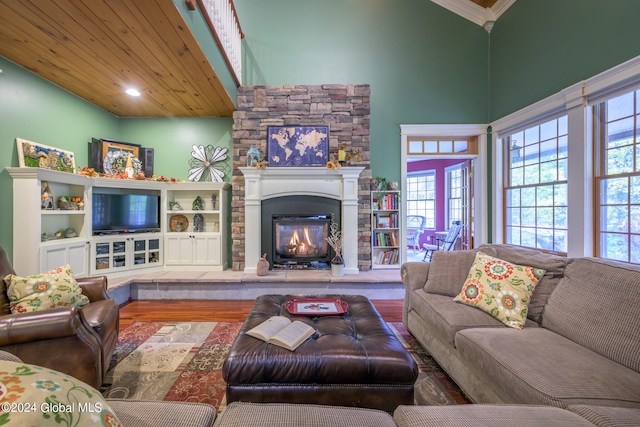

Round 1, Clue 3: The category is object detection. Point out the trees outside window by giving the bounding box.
[594,88,640,264]
[503,116,568,253]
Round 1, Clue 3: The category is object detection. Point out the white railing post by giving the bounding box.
[200,0,243,86]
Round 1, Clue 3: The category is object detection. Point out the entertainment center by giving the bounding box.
[7,167,230,278]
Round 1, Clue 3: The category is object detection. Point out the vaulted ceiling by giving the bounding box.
[0,0,514,119]
[0,0,236,117]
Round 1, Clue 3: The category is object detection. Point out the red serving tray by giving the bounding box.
[285,298,349,316]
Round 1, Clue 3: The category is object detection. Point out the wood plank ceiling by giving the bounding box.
[0,0,236,117]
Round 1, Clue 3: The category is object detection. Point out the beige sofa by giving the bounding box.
[401,244,640,410]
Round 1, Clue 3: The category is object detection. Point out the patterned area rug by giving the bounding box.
[101,321,469,412]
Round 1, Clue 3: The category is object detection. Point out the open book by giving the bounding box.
[245,316,315,351]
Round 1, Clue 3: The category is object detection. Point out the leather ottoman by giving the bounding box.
[222,294,418,412]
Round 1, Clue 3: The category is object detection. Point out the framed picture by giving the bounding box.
[267,126,329,167]
[98,139,141,175]
[16,138,76,173]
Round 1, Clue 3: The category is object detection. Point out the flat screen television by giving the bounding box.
[92,193,160,234]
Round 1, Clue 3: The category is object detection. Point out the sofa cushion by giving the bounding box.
[410,291,538,347]
[214,402,396,427]
[542,257,640,373]
[453,251,545,329]
[479,244,568,324]
[455,327,640,407]
[567,405,640,427]
[108,399,217,427]
[394,404,594,427]
[0,359,122,426]
[4,264,90,313]
[424,247,497,297]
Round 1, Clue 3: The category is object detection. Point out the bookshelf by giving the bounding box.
[371,190,400,270]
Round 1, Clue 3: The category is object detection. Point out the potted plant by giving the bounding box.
[325,214,344,276]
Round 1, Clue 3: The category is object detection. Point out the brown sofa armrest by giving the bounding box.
[0,306,95,346]
[0,306,104,387]
[77,276,109,302]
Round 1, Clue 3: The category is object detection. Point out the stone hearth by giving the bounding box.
[240,166,364,274]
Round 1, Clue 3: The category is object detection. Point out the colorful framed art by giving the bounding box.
[16,138,76,173]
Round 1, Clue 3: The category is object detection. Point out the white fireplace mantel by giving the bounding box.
[239,166,364,274]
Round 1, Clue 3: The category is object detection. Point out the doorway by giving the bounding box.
[400,125,488,264]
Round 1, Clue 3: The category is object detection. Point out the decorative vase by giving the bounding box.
[331,262,345,277]
[257,253,269,276]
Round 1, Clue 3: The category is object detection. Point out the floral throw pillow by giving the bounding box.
[0,360,122,426]
[4,264,90,314]
[453,251,546,329]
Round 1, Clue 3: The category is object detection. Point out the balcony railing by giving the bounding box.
[187,0,244,86]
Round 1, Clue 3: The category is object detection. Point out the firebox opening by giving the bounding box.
[261,195,341,271]
[273,215,331,269]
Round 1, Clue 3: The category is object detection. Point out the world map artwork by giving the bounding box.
[267,126,329,166]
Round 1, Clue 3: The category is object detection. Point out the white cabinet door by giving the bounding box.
[41,240,88,277]
[193,235,220,265]
[165,235,194,265]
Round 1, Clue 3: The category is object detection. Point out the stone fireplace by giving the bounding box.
[232,84,372,272]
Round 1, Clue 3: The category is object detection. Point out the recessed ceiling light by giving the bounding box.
[125,88,141,97]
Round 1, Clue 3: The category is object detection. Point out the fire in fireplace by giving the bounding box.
[273,215,331,268]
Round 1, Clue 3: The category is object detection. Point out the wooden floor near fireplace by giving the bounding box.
[118,299,404,331]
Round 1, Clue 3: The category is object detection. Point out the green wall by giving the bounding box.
[233,0,490,181]
[119,117,234,180]
[0,57,120,261]
[490,0,640,121]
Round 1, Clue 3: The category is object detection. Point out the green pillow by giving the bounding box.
[454,251,545,329]
[4,264,89,314]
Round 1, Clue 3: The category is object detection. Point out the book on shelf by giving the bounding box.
[245,316,315,351]
[376,248,399,265]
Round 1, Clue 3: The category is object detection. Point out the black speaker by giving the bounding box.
[89,138,103,173]
[141,147,154,177]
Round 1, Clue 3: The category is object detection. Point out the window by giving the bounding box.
[594,88,640,264]
[407,136,478,155]
[446,165,462,226]
[503,116,568,253]
[407,172,436,229]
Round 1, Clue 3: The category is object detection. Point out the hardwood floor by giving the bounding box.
[118,299,404,331]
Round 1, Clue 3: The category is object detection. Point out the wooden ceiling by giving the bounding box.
[0,0,236,117]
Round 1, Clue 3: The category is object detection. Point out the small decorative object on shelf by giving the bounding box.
[246,145,260,167]
[170,201,182,211]
[57,196,79,210]
[193,196,204,210]
[41,181,53,210]
[325,213,344,276]
[371,176,388,192]
[62,227,77,238]
[211,193,218,210]
[193,214,204,232]
[257,253,269,276]
[170,215,189,232]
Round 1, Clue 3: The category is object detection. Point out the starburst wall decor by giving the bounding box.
[188,144,229,182]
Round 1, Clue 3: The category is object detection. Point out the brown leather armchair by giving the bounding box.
[0,244,119,389]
